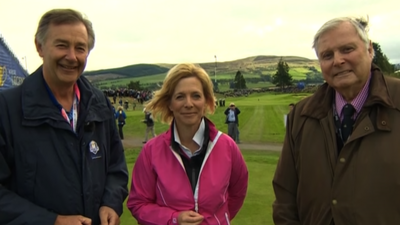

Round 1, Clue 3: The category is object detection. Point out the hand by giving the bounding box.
[99,206,120,225]
[54,215,91,225]
[178,211,204,225]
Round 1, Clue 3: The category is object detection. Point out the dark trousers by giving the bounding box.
[118,124,124,139]
[227,123,238,141]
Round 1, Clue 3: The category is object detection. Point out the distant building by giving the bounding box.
[0,34,28,91]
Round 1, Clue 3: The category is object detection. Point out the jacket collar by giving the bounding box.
[301,64,395,119]
[21,66,61,121]
[21,66,108,125]
[173,118,205,147]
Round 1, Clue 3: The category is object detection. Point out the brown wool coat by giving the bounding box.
[273,65,400,225]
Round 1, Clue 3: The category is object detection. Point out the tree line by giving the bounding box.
[271,42,398,91]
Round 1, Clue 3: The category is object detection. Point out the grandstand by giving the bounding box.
[0,34,28,91]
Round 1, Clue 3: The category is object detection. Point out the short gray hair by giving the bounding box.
[312,16,374,58]
[35,9,95,51]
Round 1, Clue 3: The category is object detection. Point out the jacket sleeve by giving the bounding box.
[236,108,241,115]
[272,107,300,225]
[0,98,58,224]
[224,108,229,115]
[101,98,129,216]
[227,142,248,219]
[127,145,180,225]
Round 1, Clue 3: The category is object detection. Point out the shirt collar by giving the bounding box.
[335,73,371,117]
[174,118,205,148]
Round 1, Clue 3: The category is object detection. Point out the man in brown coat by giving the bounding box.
[273,16,400,225]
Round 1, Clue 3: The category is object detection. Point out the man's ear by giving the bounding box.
[368,40,374,59]
[35,39,44,58]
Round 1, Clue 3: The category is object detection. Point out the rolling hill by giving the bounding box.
[83,55,322,89]
[83,63,170,82]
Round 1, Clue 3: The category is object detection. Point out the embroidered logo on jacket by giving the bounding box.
[89,140,99,155]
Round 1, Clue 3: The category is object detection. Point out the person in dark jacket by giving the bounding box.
[224,102,241,142]
[273,16,399,225]
[288,103,294,113]
[0,9,129,225]
[142,108,156,143]
[115,106,127,140]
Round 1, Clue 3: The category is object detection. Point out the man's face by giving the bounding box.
[316,21,373,94]
[35,22,90,87]
[230,105,235,110]
[289,105,294,111]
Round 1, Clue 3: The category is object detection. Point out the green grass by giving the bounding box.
[119,149,280,225]
[217,82,274,91]
[212,73,262,80]
[116,92,309,143]
[290,68,309,80]
[99,73,167,87]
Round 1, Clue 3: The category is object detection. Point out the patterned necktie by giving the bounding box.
[341,104,355,142]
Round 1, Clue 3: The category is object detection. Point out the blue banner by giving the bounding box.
[0,36,28,91]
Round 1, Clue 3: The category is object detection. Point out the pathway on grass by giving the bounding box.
[121,137,283,152]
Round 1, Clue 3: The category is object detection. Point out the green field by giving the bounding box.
[97,73,167,87]
[120,149,280,225]
[115,92,308,143]
[290,67,311,80]
[216,82,274,91]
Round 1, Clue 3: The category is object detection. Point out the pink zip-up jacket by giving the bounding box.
[127,119,248,225]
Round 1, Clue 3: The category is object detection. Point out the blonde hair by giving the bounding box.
[117,106,123,111]
[145,63,216,124]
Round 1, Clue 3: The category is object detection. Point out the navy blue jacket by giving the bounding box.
[115,110,127,126]
[0,67,129,225]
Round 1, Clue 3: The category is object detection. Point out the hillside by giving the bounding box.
[83,63,169,82]
[84,55,321,83]
[195,55,318,74]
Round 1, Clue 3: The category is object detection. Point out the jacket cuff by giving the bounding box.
[170,211,180,224]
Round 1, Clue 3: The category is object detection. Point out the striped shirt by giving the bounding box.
[335,74,371,121]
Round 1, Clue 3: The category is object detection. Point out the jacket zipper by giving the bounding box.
[191,166,196,192]
[225,212,230,225]
[176,132,222,214]
[192,162,199,212]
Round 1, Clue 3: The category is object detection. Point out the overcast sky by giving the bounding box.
[1,0,399,73]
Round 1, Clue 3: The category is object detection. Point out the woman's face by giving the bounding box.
[169,77,207,128]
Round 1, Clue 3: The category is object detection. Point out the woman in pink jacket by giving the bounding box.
[127,63,248,225]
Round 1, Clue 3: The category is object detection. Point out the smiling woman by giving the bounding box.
[126,63,249,225]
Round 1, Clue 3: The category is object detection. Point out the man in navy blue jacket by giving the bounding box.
[0,9,128,225]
